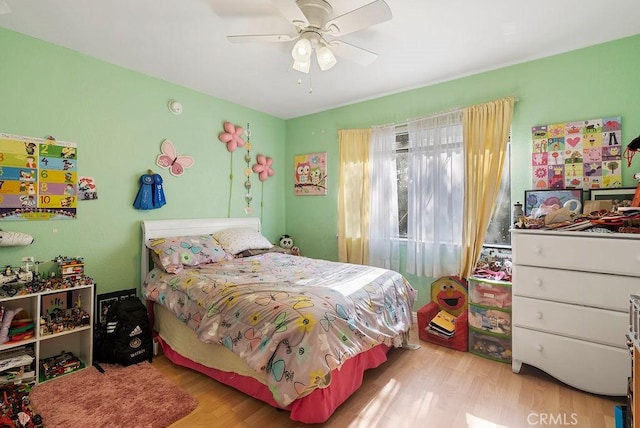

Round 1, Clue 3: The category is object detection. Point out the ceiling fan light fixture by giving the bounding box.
[292,60,311,74]
[316,45,337,71]
[292,38,312,62]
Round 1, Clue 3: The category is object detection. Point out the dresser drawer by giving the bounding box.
[513,296,627,348]
[513,265,639,311]
[513,232,640,276]
[512,326,628,396]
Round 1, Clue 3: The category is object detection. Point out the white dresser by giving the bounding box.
[512,229,640,396]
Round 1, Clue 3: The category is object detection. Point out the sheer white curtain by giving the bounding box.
[368,124,400,270]
[406,111,464,278]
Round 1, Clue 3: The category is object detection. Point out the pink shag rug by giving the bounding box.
[29,362,197,428]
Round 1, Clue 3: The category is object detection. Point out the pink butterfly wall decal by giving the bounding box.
[156,139,195,176]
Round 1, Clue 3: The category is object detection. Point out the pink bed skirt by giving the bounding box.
[158,337,391,424]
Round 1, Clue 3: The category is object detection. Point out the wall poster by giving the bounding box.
[531,116,622,190]
[294,152,327,195]
[0,133,77,220]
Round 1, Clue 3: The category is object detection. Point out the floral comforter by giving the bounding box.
[143,252,416,406]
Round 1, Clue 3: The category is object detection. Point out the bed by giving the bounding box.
[140,218,417,423]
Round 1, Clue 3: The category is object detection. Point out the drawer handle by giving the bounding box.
[534,247,542,255]
[535,345,543,352]
[536,312,543,319]
[535,278,542,287]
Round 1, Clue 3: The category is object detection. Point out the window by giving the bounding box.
[396,131,409,237]
[483,142,511,246]
[395,131,511,246]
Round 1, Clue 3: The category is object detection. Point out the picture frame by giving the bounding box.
[96,288,137,325]
[524,188,583,216]
[589,187,637,203]
[294,152,327,195]
[41,292,68,317]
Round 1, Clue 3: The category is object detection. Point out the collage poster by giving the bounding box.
[531,116,622,190]
[0,133,77,220]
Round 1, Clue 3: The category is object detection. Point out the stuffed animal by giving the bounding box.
[279,235,301,256]
[279,235,293,249]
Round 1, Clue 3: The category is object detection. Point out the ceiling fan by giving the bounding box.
[227,0,392,73]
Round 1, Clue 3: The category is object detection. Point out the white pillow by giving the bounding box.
[213,227,273,255]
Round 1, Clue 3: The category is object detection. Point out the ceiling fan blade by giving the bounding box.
[227,34,297,43]
[325,0,392,36]
[329,40,378,66]
[0,1,11,14]
[271,0,309,28]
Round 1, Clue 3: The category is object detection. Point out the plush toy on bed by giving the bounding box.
[279,234,301,256]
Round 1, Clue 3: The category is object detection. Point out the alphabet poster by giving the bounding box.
[531,116,622,190]
[0,133,77,220]
[294,152,327,195]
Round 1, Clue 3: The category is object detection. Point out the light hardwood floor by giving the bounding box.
[155,319,625,428]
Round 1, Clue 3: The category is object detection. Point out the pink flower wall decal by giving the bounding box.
[218,122,245,153]
[252,154,274,181]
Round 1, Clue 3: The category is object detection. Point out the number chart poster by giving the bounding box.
[0,133,77,220]
[531,116,622,190]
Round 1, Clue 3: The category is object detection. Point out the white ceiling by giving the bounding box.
[1,0,639,119]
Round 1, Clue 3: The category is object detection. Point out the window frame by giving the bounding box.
[394,129,512,246]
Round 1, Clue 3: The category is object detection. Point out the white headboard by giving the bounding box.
[140,217,261,287]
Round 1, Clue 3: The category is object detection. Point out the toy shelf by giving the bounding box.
[0,283,94,385]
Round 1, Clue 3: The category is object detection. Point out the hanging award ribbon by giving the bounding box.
[133,171,166,210]
[152,173,166,208]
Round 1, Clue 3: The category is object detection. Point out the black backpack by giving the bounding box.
[94,296,153,367]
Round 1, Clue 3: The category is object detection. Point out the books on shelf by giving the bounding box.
[0,345,35,385]
[427,309,457,338]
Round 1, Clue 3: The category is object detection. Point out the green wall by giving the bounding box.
[0,28,287,295]
[2,27,639,309]
[284,34,640,309]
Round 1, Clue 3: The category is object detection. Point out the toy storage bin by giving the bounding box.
[468,277,512,309]
[468,303,511,336]
[469,328,512,363]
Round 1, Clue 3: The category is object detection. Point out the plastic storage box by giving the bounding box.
[469,277,512,309]
[468,304,511,336]
[469,328,512,363]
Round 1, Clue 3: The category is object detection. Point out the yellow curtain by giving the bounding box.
[337,129,371,264]
[460,97,515,278]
